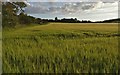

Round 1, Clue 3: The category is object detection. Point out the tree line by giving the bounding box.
[45,17,120,23]
[47,17,92,23]
[2,2,47,28]
[2,2,120,28]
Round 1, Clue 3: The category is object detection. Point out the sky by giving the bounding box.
[23,0,119,21]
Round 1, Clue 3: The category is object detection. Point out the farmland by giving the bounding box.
[2,23,119,73]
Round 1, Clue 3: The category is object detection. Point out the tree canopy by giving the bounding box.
[2,2,27,28]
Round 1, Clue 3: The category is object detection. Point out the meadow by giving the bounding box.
[2,23,119,73]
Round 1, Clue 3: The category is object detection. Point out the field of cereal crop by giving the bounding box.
[3,23,119,73]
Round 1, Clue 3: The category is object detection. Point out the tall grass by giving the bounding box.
[3,23,119,73]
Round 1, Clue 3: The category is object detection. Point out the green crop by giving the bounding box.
[2,23,119,73]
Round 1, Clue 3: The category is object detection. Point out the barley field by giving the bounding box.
[2,23,119,73]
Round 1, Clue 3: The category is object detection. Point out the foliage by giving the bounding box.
[18,13,34,24]
[2,2,18,28]
[2,2,45,28]
[2,2,27,28]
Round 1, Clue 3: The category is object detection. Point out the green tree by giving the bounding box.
[2,2,26,28]
[55,17,58,21]
[18,13,36,24]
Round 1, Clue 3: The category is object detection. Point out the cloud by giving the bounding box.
[1,0,119,2]
[25,1,118,21]
[25,2,97,14]
[25,1,116,15]
[24,1,31,6]
[25,2,102,14]
[24,0,119,2]
[25,5,49,14]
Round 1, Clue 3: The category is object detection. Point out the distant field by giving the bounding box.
[3,23,119,73]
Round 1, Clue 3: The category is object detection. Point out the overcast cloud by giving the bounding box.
[24,0,119,21]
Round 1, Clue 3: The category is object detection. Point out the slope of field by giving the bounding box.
[3,23,119,73]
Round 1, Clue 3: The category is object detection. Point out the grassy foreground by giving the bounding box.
[3,23,119,73]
